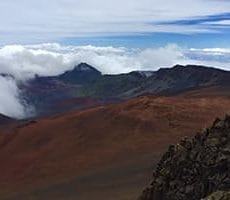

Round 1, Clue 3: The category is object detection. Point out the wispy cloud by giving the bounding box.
[159,13,230,26]
[0,0,230,43]
[157,12,230,33]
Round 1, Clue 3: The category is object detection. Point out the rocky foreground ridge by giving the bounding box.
[138,115,230,200]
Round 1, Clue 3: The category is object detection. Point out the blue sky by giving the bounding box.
[60,32,230,49]
[151,12,230,48]
[60,12,230,48]
[0,0,230,48]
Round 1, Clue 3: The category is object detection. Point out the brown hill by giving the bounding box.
[0,94,230,199]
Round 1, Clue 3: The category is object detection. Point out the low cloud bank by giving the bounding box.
[0,43,230,118]
[0,76,32,119]
[0,43,184,79]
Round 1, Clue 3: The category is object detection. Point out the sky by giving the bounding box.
[0,0,230,47]
[0,0,230,118]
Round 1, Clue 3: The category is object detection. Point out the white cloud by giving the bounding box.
[0,43,187,79]
[0,76,31,119]
[187,47,230,69]
[137,44,185,68]
[204,20,230,26]
[1,43,230,78]
[0,0,230,43]
[0,43,230,118]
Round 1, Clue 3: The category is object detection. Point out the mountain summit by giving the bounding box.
[58,63,102,84]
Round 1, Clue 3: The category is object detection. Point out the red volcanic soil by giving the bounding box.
[0,93,230,199]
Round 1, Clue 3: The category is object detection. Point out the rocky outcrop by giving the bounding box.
[138,115,230,200]
[202,191,230,200]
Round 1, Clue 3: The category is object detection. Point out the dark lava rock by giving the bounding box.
[202,191,230,200]
[138,115,230,200]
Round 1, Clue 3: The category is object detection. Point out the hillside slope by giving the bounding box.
[0,94,230,199]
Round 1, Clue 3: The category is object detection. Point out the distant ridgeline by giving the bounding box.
[15,63,230,117]
[138,115,230,200]
[0,114,14,125]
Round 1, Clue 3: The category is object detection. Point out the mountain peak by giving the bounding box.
[73,63,101,73]
[59,63,102,84]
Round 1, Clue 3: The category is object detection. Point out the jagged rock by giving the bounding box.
[138,115,230,200]
[202,191,230,200]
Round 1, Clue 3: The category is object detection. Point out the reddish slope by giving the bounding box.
[0,94,230,199]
